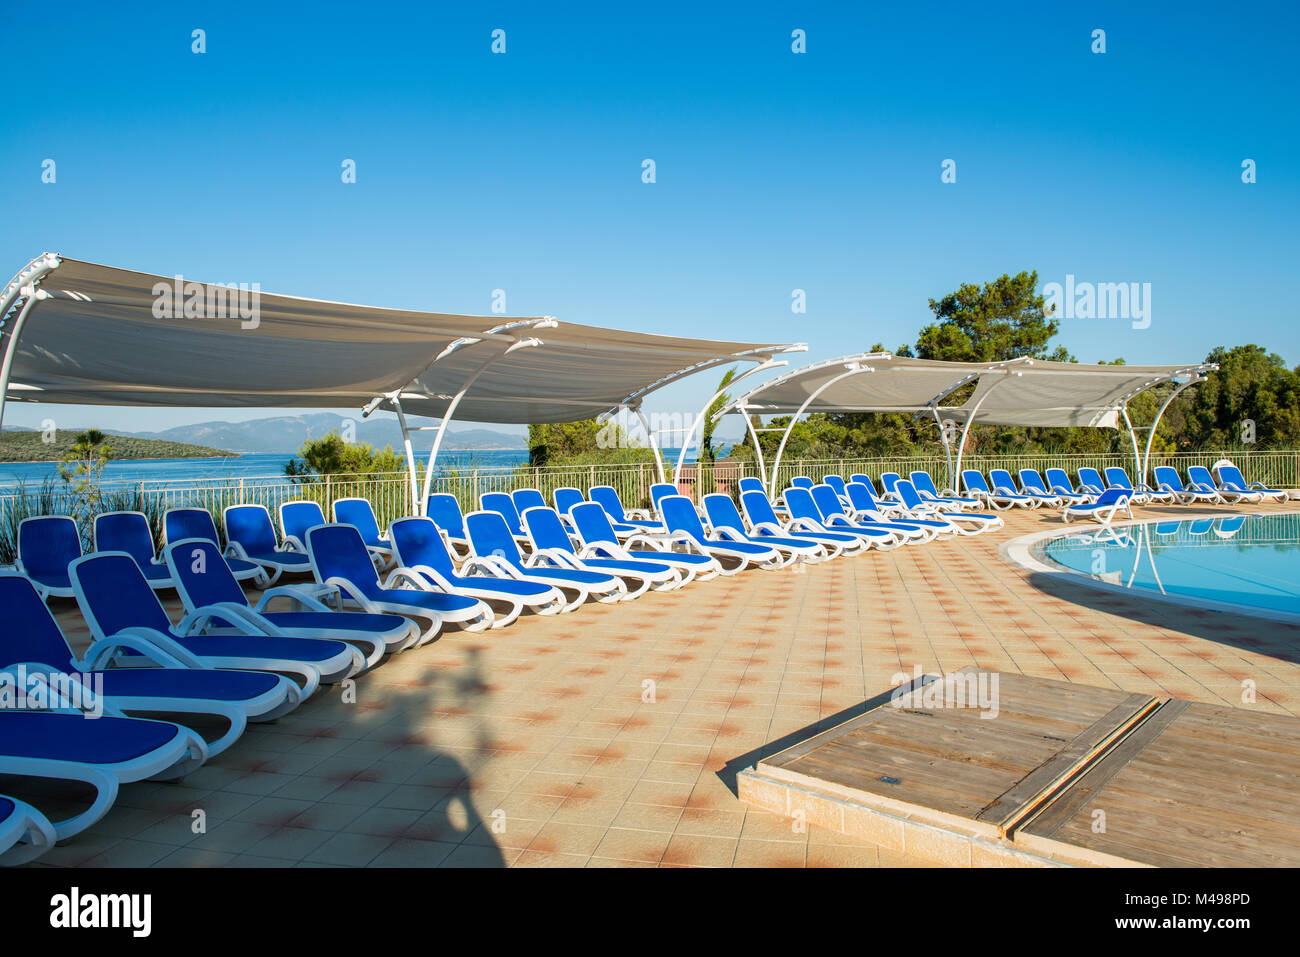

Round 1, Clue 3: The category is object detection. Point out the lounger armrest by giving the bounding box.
[459,556,520,579]
[524,549,581,570]
[578,543,628,561]
[381,566,436,591]
[253,583,338,613]
[178,602,290,638]
[321,576,383,612]
[79,629,209,672]
[282,534,307,553]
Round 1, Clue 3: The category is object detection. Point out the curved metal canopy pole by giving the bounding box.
[952,371,1019,488]
[742,408,770,493]
[930,405,954,490]
[0,254,62,433]
[386,394,421,511]
[768,364,872,491]
[418,337,544,511]
[1139,377,1204,488]
[1119,406,1144,482]
[671,358,788,486]
[630,405,668,485]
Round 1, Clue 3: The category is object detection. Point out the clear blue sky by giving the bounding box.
[3,0,1296,444]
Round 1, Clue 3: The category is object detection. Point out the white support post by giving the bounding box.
[743,409,770,493]
[768,364,872,491]
[631,405,668,484]
[388,395,421,514]
[931,405,954,490]
[671,358,787,486]
[952,371,1019,488]
[418,337,544,508]
[1139,377,1203,488]
[1119,406,1144,484]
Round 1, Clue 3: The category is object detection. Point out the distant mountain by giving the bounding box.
[78,413,525,456]
[0,431,235,463]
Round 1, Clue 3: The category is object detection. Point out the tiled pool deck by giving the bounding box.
[26,502,1300,867]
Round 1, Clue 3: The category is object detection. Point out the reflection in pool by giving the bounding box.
[1040,513,1300,619]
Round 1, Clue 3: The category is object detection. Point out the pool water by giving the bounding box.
[1041,513,1300,619]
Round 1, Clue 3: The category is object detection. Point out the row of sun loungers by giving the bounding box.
[1,459,1284,862]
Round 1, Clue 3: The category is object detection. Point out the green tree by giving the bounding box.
[917,271,1074,363]
[699,367,739,464]
[285,431,407,483]
[527,418,655,468]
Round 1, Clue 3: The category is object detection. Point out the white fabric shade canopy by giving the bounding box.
[942,358,1217,429]
[715,352,1217,491]
[718,353,1015,416]
[0,255,796,423]
[0,253,804,508]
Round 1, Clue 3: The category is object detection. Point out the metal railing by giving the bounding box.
[2,450,1296,563]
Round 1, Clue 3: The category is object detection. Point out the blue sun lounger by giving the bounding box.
[1188,465,1256,504]
[2,574,299,757]
[389,517,565,627]
[16,516,83,599]
[163,508,267,586]
[650,483,680,512]
[94,512,175,591]
[510,488,550,518]
[424,494,473,558]
[989,468,1057,508]
[463,509,625,611]
[1045,468,1092,501]
[223,504,314,582]
[332,497,396,567]
[810,485,925,545]
[739,489,860,557]
[1153,466,1221,504]
[847,474,905,514]
[70,552,362,699]
[844,483,952,540]
[782,487,897,548]
[1104,466,1171,504]
[702,493,827,566]
[165,538,418,665]
[280,500,328,552]
[1215,463,1287,503]
[0,794,56,865]
[961,470,1032,510]
[1061,487,1133,525]
[552,486,642,537]
[1075,468,1107,496]
[589,485,667,532]
[789,476,814,490]
[481,492,540,548]
[907,472,980,510]
[0,711,207,844]
[1019,469,1087,505]
[658,494,783,573]
[522,506,681,597]
[305,523,493,643]
[893,480,1004,533]
[569,501,721,582]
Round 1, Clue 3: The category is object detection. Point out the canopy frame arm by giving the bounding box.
[952,370,1022,488]
[626,403,668,484]
[0,253,62,433]
[671,356,791,486]
[1138,375,1209,488]
[415,332,549,511]
[768,362,876,491]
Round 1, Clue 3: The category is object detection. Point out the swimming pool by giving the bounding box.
[1038,513,1300,620]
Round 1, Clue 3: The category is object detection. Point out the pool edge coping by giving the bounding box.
[999,510,1300,627]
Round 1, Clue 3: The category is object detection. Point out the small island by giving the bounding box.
[0,430,236,463]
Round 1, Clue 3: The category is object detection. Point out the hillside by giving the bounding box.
[116,413,524,455]
[0,430,236,463]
